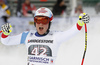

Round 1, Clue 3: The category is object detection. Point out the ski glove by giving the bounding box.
[1,23,12,35]
[78,13,90,26]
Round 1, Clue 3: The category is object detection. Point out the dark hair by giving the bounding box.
[56,0,63,5]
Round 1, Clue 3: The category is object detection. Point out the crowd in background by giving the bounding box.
[0,0,84,18]
[0,0,100,23]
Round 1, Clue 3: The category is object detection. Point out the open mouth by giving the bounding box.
[39,27,44,31]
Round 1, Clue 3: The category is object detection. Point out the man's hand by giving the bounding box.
[1,23,12,35]
[78,13,90,26]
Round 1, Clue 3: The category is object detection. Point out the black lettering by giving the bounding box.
[28,39,53,43]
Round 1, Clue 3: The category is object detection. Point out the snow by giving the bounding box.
[0,16,100,65]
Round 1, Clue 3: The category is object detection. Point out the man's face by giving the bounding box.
[25,0,30,5]
[60,1,65,6]
[34,16,50,35]
[36,23,49,35]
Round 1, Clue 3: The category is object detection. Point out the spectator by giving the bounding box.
[95,2,100,14]
[71,4,83,16]
[52,0,66,16]
[75,4,83,14]
[22,0,37,17]
[0,0,10,23]
[16,0,25,17]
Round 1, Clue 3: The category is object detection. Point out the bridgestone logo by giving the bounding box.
[28,39,53,43]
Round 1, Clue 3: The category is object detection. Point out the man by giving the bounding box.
[0,0,10,23]
[52,0,66,16]
[1,7,89,65]
[22,0,37,17]
[16,0,24,17]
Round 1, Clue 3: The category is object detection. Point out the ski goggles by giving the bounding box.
[34,16,50,24]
